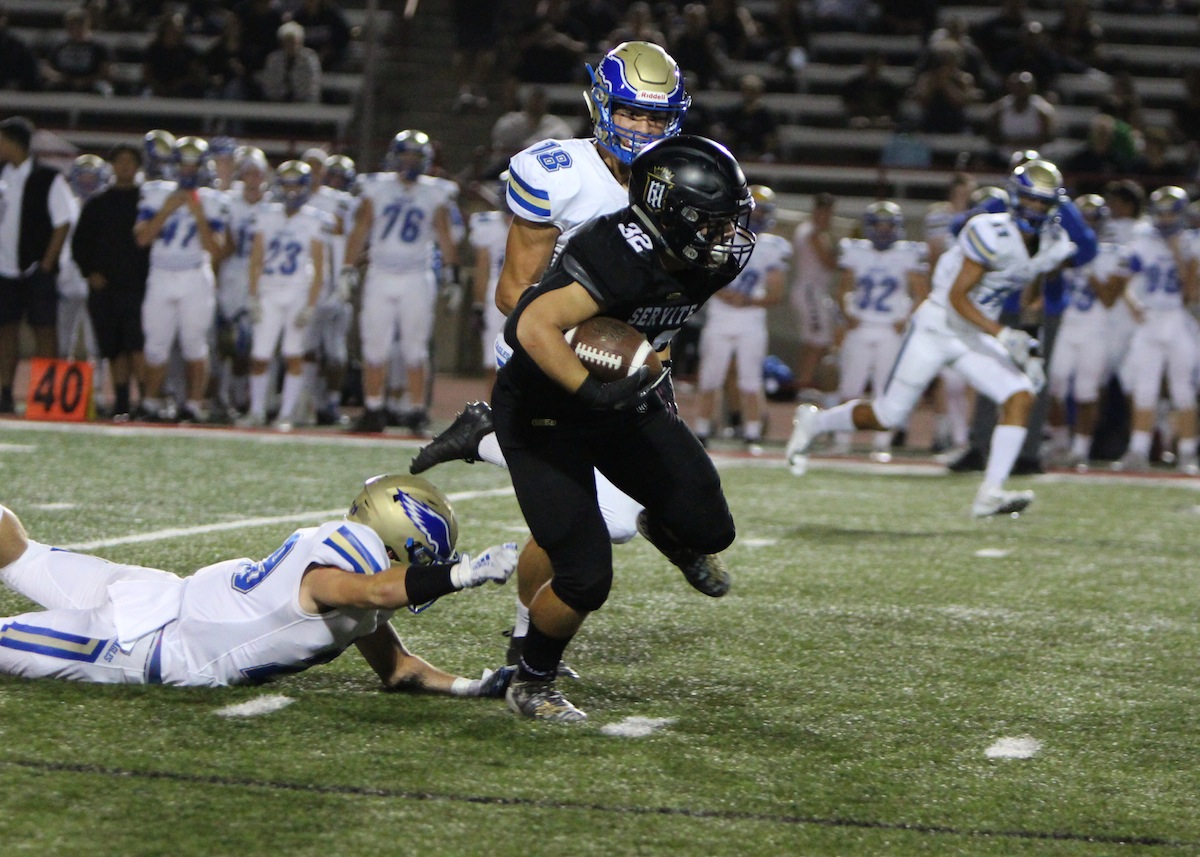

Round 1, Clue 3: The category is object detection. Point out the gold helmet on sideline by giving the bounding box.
[347,475,459,564]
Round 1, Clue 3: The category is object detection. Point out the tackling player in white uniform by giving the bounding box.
[1045,195,1129,470]
[213,146,269,417]
[242,161,331,429]
[833,201,929,460]
[1111,186,1199,473]
[343,130,459,433]
[301,153,359,426]
[0,477,517,695]
[787,160,1078,517]
[134,136,230,422]
[694,185,788,447]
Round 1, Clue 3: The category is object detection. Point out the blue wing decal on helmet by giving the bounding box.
[395,491,454,559]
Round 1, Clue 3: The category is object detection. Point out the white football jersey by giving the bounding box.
[251,202,333,290]
[1061,242,1129,327]
[922,202,959,254]
[468,209,510,304]
[170,521,393,686]
[222,187,266,278]
[839,238,928,325]
[138,181,231,271]
[930,212,1055,322]
[505,137,627,255]
[357,172,456,273]
[1127,230,1193,313]
[707,232,791,326]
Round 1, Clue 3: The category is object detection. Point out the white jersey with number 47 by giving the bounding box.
[138,181,230,271]
[357,172,456,274]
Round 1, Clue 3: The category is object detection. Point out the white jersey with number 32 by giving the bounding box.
[839,238,927,325]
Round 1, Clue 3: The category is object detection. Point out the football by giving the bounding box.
[564,317,663,384]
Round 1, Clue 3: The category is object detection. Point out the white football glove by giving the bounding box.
[1031,231,1078,274]
[449,542,519,589]
[996,326,1035,367]
[248,296,263,324]
[1024,355,1046,394]
[441,281,464,313]
[337,265,360,300]
[294,305,314,328]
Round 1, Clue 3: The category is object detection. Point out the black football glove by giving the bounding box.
[574,365,667,411]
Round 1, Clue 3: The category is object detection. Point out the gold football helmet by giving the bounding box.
[1073,193,1108,227]
[749,185,777,231]
[143,129,176,179]
[586,41,690,164]
[1149,185,1189,236]
[1008,159,1064,232]
[347,474,459,564]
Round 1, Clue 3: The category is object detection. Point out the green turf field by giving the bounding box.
[1,422,1198,856]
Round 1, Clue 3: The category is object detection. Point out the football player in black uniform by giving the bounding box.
[494,136,756,722]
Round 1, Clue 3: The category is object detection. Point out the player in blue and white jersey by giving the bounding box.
[0,477,517,694]
[832,201,929,460]
[1045,195,1130,470]
[343,130,459,433]
[694,185,789,447]
[787,160,1078,517]
[134,135,230,422]
[1111,186,1199,474]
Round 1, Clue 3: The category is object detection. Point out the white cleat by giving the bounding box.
[1178,454,1199,476]
[785,404,819,475]
[1111,451,1149,473]
[972,487,1035,518]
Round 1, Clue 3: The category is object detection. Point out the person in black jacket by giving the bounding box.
[494,135,755,722]
[71,144,149,420]
[0,117,77,414]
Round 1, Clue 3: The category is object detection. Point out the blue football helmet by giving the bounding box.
[1148,186,1189,237]
[68,154,112,201]
[172,135,209,190]
[863,200,904,250]
[347,474,459,565]
[762,355,798,402]
[143,129,176,180]
[274,160,313,211]
[586,41,690,164]
[749,185,777,233]
[386,130,432,180]
[1007,159,1064,233]
[323,154,356,192]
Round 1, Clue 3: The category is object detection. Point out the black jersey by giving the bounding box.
[500,207,739,417]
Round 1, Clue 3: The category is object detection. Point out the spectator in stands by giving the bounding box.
[811,0,875,33]
[42,8,114,96]
[843,51,903,130]
[205,10,253,101]
[1051,0,1105,70]
[0,117,77,414]
[513,0,588,85]
[1132,127,1187,184]
[705,0,760,61]
[994,21,1081,98]
[262,20,322,102]
[143,12,207,97]
[235,0,286,79]
[488,86,575,175]
[603,2,667,52]
[985,72,1056,168]
[917,15,997,99]
[0,4,42,91]
[969,0,1028,70]
[761,0,810,81]
[72,143,149,421]
[668,4,727,92]
[1169,68,1200,173]
[1064,113,1139,195]
[567,0,621,51]
[452,0,498,111]
[712,74,778,161]
[877,0,937,38]
[290,0,351,71]
[910,42,981,135]
[1101,64,1143,132]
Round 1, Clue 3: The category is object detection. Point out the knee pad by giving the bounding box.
[869,397,906,430]
[551,568,613,614]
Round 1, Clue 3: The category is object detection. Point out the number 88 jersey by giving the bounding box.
[838,237,927,325]
[357,172,457,274]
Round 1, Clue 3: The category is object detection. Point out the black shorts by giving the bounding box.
[0,270,58,327]
[87,285,146,359]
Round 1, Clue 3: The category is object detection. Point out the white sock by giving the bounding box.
[249,373,270,418]
[477,432,508,468]
[1179,436,1198,459]
[277,373,305,422]
[1049,425,1069,450]
[694,417,712,436]
[365,395,385,411]
[816,400,859,434]
[872,431,892,451]
[1130,430,1152,457]
[513,598,530,637]
[832,430,852,451]
[743,420,762,441]
[983,424,1027,490]
[1071,433,1091,458]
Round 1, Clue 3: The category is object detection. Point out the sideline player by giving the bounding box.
[0,477,517,692]
[693,184,788,448]
[786,160,1078,517]
[832,200,929,460]
[467,178,513,392]
[343,130,459,433]
[496,135,754,722]
[134,136,230,422]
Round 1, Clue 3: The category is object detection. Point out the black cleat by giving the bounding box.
[636,511,731,597]
[947,446,986,473]
[410,401,494,474]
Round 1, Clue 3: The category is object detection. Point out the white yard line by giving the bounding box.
[0,418,425,449]
[60,488,514,551]
[215,695,295,718]
[599,716,676,738]
[985,736,1042,759]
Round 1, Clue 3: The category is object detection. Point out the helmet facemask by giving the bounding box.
[863,201,904,250]
[1007,160,1064,234]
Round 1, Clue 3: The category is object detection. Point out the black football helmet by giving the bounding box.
[629,135,755,275]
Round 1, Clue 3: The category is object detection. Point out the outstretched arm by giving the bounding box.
[354,623,512,697]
